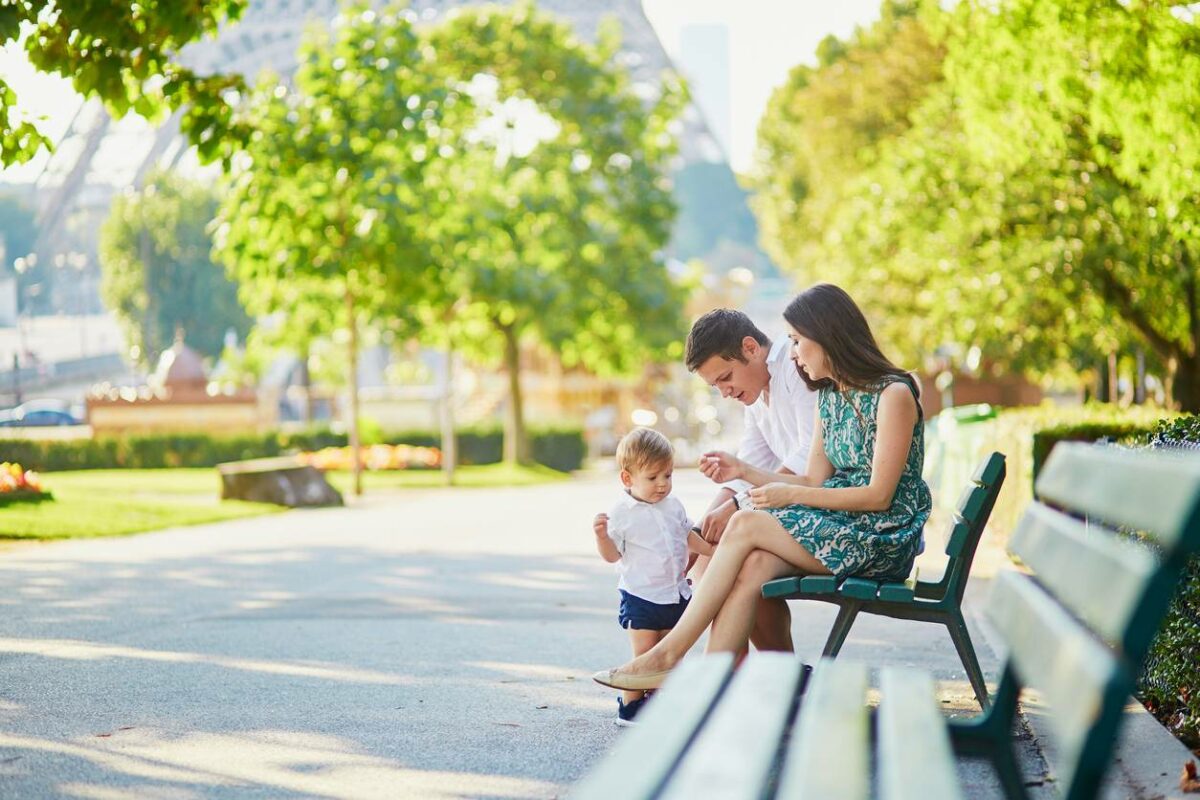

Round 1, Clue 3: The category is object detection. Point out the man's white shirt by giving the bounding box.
[727,336,818,493]
[606,491,694,604]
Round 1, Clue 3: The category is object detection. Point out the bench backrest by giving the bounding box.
[916,451,1006,603]
[986,443,1200,800]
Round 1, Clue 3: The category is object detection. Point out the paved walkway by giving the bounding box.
[0,470,1186,798]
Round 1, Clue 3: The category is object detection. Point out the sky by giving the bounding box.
[642,0,883,172]
[0,0,883,182]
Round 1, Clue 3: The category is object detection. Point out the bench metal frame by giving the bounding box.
[761,452,1006,709]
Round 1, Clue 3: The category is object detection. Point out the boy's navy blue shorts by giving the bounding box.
[618,590,690,630]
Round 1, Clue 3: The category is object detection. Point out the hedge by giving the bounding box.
[0,425,585,472]
[1030,420,1161,486]
[1129,415,1200,748]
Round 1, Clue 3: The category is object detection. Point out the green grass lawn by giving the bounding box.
[0,463,567,540]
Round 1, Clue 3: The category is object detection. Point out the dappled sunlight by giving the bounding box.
[481,573,580,592]
[0,639,411,685]
[2,730,561,799]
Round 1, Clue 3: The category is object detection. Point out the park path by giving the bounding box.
[0,469,1035,799]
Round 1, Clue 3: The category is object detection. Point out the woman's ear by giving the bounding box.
[619,469,633,488]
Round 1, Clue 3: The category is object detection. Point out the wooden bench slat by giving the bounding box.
[955,483,988,526]
[802,575,838,593]
[658,654,807,800]
[942,518,971,558]
[776,659,870,800]
[570,655,735,800]
[761,576,803,600]
[1009,502,1157,647]
[1036,443,1200,553]
[839,577,880,600]
[877,567,919,603]
[971,451,1006,489]
[877,668,963,800]
[985,570,1127,787]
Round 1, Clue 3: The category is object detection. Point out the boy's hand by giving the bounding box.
[593,512,609,539]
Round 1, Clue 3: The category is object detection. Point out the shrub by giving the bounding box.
[1129,415,1200,748]
[927,403,1175,542]
[0,425,586,472]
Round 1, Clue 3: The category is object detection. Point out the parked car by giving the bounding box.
[0,400,83,427]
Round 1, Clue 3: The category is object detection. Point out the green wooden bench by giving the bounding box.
[573,443,1200,799]
[761,451,1005,709]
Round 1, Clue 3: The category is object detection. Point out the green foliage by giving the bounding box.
[1030,421,1161,486]
[0,425,584,471]
[752,0,1200,408]
[0,0,249,167]
[213,3,445,349]
[1122,415,1200,748]
[99,172,250,366]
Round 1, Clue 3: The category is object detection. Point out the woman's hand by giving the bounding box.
[749,482,802,509]
[698,451,745,483]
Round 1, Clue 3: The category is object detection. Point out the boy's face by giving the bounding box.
[694,336,771,406]
[621,459,673,504]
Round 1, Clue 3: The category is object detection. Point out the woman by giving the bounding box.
[594,283,931,690]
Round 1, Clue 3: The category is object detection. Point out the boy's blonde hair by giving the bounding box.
[616,427,674,474]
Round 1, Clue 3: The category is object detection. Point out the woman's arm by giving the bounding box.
[749,382,916,512]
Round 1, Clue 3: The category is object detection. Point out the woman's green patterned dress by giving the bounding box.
[766,377,931,582]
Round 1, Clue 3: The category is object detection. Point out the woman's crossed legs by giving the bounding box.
[615,509,830,677]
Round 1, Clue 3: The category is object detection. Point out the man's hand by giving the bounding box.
[698,450,744,483]
[749,482,798,509]
[700,499,736,544]
[593,512,609,539]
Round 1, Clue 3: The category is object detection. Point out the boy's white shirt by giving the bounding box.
[606,491,694,604]
[726,336,818,493]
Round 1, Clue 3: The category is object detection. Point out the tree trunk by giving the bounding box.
[499,321,529,465]
[345,289,363,496]
[1175,356,1200,413]
[440,343,457,485]
[299,344,314,424]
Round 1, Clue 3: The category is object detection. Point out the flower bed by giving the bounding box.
[0,462,51,505]
[299,444,441,472]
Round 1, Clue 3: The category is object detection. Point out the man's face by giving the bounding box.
[694,338,771,406]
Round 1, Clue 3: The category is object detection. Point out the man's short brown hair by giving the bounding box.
[685,309,770,372]
[616,427,674,473]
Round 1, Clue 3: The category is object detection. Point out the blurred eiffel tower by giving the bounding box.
[30,0,779,320]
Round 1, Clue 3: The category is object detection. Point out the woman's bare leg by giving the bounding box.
[622,628,666,705]
[616,510,828,675]
[708,550,799,654]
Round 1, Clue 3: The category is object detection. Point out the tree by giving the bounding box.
[213,4,449,494]
[1,0,248,166]
[421,4,689,463]
[943,0,1200,409]
[752,0,1200,408]
[98,171,249,366]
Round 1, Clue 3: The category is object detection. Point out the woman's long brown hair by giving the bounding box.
[783,283,916,396]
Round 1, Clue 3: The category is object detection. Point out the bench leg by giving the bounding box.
[946,611,990,710]
[821,602,861,657]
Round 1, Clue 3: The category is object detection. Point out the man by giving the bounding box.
[685,308,817,652]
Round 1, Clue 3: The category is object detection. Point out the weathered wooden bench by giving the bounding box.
[761,451,1005,709]
[216,455,343,507]
[573,443,1200,799]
